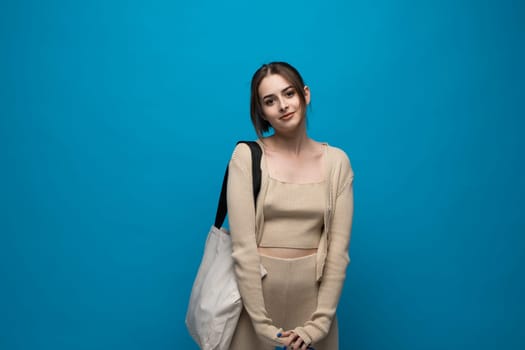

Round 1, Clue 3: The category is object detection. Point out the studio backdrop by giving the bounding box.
[1,0,524,349]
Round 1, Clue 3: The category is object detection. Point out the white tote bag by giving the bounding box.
[185,141,262,350]
[186,226,241,350]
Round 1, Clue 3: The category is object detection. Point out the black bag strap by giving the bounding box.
[214,141,262,229]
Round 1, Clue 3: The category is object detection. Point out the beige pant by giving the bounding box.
[229,253,338,350]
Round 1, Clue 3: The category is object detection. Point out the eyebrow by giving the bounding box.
[262,85,294,100]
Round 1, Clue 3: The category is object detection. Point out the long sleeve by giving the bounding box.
[226,144,283,346]
[293,153,354,345]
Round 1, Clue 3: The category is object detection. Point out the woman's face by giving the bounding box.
[258,74,310,135]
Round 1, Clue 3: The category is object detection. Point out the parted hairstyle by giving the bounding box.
[250,62,308,139]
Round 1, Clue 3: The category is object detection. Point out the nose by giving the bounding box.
[278,98,289,112]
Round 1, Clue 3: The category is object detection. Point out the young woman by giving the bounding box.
[227,62,354,350]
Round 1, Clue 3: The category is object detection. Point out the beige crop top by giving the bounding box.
[259,177,325,249]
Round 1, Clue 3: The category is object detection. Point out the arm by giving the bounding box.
[227,144,283,346]
[293,155,355,345]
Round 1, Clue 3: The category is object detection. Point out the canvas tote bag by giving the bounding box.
[185,141,262,350]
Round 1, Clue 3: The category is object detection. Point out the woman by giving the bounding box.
[227,62,354,350]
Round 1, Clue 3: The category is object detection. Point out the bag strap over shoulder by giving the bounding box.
[214,141,262,229]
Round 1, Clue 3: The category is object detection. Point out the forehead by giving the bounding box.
[258,74,293,97]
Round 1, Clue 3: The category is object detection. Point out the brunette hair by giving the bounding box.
[250,62,308,138]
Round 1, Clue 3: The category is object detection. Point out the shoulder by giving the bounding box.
[325,144,354,194]
[326,144,353,171]
[230,140,259,166]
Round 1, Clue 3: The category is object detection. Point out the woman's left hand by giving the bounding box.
[278,330,311,350]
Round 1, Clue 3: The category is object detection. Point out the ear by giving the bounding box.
[304,85,311,105]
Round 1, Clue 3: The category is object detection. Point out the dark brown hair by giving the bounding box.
[250,62,308,138]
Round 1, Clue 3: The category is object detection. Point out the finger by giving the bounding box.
[279,335,292,347]
[282,337,292,347]
[294,336,309,350]
[281,330,293,337]
[287,333,299,347]
[292,338,304,350]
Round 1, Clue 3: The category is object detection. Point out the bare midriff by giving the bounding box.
[257,247,318,259]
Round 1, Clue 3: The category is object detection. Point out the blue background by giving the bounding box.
[1,0,524,349]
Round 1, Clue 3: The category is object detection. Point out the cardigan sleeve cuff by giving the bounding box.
[256,325,284,347]
[294,321,334,346]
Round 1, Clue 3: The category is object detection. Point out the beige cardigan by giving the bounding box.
[226,139,354,347]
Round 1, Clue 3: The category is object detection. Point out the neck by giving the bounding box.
[265,128,312,156]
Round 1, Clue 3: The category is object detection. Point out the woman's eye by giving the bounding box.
[264,99,274,106]
[285,90,295,97]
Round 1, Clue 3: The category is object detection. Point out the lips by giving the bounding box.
[280,112,294,120]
